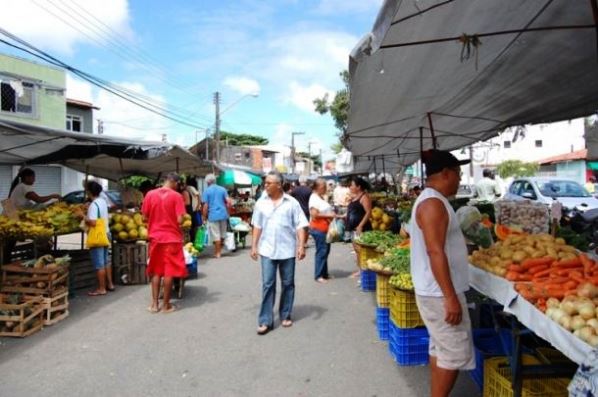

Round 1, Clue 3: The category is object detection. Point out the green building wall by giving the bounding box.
[0,53,66,129]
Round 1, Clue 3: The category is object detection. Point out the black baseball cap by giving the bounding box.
[421,149,470,177]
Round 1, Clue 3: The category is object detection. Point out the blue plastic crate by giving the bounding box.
[186,258,198,279]
[376,307,390,341]
[469,328,513,392]
[388,321,429,366]
[360,270,376,292]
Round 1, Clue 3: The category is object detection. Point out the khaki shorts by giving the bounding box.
[415,293,475,371]
[208,220,228,241]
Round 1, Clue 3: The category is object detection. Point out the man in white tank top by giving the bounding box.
[410,149,475,397]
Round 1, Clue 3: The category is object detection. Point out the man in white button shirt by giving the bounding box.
[251,171,308,335]
[475,169,501,202]
[411,150,475,397]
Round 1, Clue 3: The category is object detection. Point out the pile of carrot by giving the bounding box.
[509,254,598,307]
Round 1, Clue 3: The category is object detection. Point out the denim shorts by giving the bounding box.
[90,246,109,270]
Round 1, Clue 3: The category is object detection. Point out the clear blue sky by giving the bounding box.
[0,0,383,161]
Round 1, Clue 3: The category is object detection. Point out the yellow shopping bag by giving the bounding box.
[86,203,109,248]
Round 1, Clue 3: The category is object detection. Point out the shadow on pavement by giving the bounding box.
[329,269,353,279]
[177,285,221,309]
[293,304,327,322]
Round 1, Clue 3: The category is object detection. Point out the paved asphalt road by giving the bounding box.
[0,241,480,397]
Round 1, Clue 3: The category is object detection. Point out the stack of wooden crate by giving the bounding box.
[113,242,148,285]
[1,258,70,327]
[0,294,44,337]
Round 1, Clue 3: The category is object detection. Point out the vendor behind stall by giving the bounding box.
[8,168,61,209]
[2,168,61,264]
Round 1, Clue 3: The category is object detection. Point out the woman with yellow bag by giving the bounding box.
[85,181,115,296]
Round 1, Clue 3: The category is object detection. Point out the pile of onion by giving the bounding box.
[546,292,598,347]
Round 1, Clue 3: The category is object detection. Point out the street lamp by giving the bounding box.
[291,131,305,174]
[214,92,259,163]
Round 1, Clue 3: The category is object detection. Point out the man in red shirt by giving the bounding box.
[141,173,187,313]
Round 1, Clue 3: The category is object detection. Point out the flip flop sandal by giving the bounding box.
[147,306,160,313]
[88,291,107,296]
[257,325,272,335]
[107,286,116,292]
[282,320,293,328]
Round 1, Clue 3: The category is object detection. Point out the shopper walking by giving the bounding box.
[142,173,187,314]
[85,181,115,296]
[410,150,474,397]
[202,174,230,258]
[309,178,337,283]
[250,171,308,335]
[346,176,372,278]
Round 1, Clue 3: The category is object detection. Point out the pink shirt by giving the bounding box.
[141,187,186,244]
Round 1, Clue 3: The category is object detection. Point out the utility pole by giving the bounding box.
[205,128,210,161]
[214,92,221,163]
[291,131,305,174]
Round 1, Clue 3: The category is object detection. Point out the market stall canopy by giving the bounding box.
[0,119,212,180]
[217,169,262,186]
[347,0,598,166]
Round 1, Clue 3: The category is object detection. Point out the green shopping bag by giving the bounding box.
[194,225,206,252]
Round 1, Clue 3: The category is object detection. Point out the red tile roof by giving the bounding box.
[538,148,587,165]
[66,98,100,110]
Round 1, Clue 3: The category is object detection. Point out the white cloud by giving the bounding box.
[314,0,384,15]
[272,123,293,149]
[93,81,172,143]
[287,82,333,113]
[0,0,133,55]
[66,74,94,103]
[223,76,261,96]
[257,30,355,112]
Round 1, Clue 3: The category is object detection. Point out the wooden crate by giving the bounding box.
[53,249,97,292]
[0,295,44,337]
[113,243,148,285]
[25,290,69,326]
[1,263,69,297]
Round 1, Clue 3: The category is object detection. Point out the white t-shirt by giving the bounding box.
[10,183,35,209]
[87,197,110,234]
[309,193,333,215]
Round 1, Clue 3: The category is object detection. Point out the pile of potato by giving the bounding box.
[470,233,578,277]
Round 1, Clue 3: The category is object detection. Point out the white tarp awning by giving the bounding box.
[0,120,212,181]
[347,0,598,166]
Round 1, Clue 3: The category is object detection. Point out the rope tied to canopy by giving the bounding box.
[459,33,482,70]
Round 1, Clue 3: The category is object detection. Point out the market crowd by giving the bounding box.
[4,151,474,397]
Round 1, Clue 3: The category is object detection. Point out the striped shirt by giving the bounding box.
[252,194,309,260]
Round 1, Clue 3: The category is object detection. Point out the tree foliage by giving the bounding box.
[496,160,539,179]
[296,151,322,168]
[219,131,269,146]
[313,70,349,153]
[120,175,152,188]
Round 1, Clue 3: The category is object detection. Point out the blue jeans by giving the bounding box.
[310,229,330,280]
[90,246,109,270]
[258,257,296,327]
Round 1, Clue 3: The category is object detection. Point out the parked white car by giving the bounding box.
[504,177,598,211]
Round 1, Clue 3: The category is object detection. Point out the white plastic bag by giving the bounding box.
[225,232,236,251]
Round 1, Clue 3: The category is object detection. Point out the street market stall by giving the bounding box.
[0,119,206,296]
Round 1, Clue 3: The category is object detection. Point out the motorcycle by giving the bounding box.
[560,205,598,251]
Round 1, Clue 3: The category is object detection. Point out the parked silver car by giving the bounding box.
[504,177,598,211]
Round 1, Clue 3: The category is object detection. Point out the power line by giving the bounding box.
[31,0,215,124]
[0,30,209,130]
[35,0,209,102]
